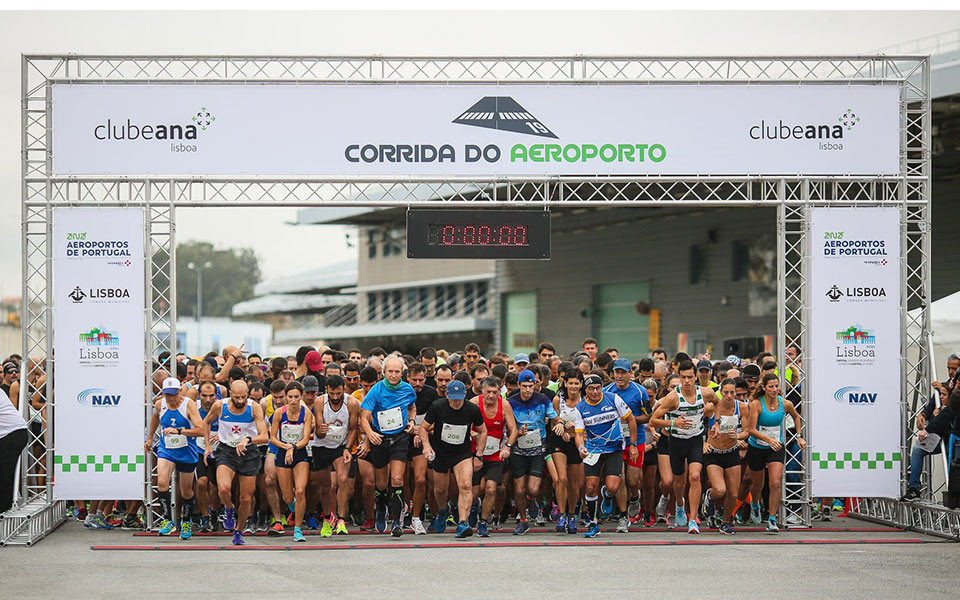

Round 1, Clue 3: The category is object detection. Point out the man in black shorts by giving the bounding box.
[420,380,487,538]
[471,376,517,537]
[406,361,438,535]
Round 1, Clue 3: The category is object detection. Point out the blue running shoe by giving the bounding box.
[293,526,305,542]
[688,519,700,534]
[600,486,614,518]
[231,530,244,545]
[556,514,567,533]
[158,519,176,536]
[720,522,736,535]
[434,508,449,534]
[675,504,688,527]
[179,520,192,540]
[375,509,387,534]
[306,513,319,530]
[455,521,473,538]
[93,515,114,530]
[223,508,236,532]
[391,520,403,538]
[477,520,490,537]
[584,522,601,538]
[750,502,762,525]
[513,520,530,536]
[566,517,578,535]
[704,496,715,518]
[527,499,540,522]
[468,501,480,528]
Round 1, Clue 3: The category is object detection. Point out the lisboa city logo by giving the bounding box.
[93,106,215,154]
[77,326,121,368]
[834,323,878,367]
[749,107,861,152]
[826,284,887,303]
[76,388,122,407]
[69,285,131,304]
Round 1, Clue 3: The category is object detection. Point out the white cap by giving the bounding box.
[161,377,181,395]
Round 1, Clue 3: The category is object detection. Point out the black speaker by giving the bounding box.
[723,336,764,359]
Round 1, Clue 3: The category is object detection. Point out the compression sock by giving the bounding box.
[375,488,387,513]
[585,495,599,523]
[181,497,195,521]
[388,487,404,522]
[158,490,172,520]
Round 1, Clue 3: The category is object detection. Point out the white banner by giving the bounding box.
[808,207,902,498]
[52,207,146,500]
[51,83,900,177]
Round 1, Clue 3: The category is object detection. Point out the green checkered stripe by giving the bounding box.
[811,451,901,470]
[54,454,145,473]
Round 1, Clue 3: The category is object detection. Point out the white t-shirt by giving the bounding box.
[0,389,28,438]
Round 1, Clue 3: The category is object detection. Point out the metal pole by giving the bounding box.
[196,268,202,355]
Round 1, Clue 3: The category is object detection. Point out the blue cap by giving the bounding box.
[446,380,466,400]
[697,359,713,371]
[514,353,530,364]
[612,358,632,372]
[518,369,536,383]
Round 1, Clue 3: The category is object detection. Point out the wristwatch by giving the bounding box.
[505,442,514,448]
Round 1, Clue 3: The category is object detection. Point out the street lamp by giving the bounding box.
[187,261,212,355]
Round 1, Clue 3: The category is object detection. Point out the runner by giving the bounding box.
[145,377,203,539]
[312,374,360,537]
[507,369,559,535]
[572,373,637,538]
[648,360,718,534]
[260,380,287,535]
[420,380,487,538]
[203,379,269,546]
[471,375,518,537]
[743,373,806,533]
[406,362,438,535]
[269,380,314,542]
[653,373,680,528]
[299,376,322,531]
[639,378,660,527]
[603,358,652,531]
[704,378,749,534]
[359,356,417,537]
[547,368,585,534]
[194,380,221,532]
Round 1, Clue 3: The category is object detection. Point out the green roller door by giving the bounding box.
[503,291,537,357]
[595,281,649,361]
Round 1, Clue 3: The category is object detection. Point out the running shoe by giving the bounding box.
[688,519,700,534]
[786,514,803,526]
[477,519,490,537]
[223,508,236,531]
[335,518,349,535]
[719,522,736,535]
[832,499,844,511]
[527,499,540,523]
[293,526,305,542]
[320,518,333,538]
[666,514,676,530]
[616,515,629,533]
[447,507,457,526]
[286,512,295,527]
[306,513,320,530]
[401,502,410,528]
[566,517,578,535]
[535,512,546,527]
[627,496,641,520]
[375,509,387,534]
[122,514,144,531]
[157,519,177,535]
[77,508,89,522]
[361,519,376,531]
[391,520,403,538]
[491,514,501,530]
[750,503,762,525]
[268,521,285,536]
[704,496,715,518]
[643,512,656,528]
[819,507,833,522]
[243,521,255,535]
[513,520,530,536]
[766,517,779,533]
[550,503,560,522]
[411,517,427,535]
[180,520,193,540]
[82,514,95,529]
[106,513,124,527]
[900,488,921,502]
[675,504,688,527]
[434,508,449,534]
[256,513,268,533]
[556,515,567,533]
[655,495,667,522]
[599,486,614,518]
[584,522,601,538]
[468,501,480,528]
[231,530,245,546]
[199,517,213,533]
[455,521,473,538]
[93,514,114,530]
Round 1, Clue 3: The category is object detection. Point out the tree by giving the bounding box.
[174,242,261,318]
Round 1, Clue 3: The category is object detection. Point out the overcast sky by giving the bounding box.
[1,9,959,299]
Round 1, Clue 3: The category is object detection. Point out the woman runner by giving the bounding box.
[703,378,749,534]
[269,381,314,542]
[547,368,585,534]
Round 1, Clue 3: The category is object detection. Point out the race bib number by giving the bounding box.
[719,415,739,434]
[483,436,501,456]
[223,431,243,447]
[620,420,631,440]
[517,429,542,450]
[415,414,426,426]
[281,423,304,444]
[326,424,347,444]
[164,434,187,449]
[197,436,219,451]
[305,446,313,457]
[756,425,781,447]
[440,423,468,445]
[783,414,796,431]
[377,406,404,432]
[644,425,654,446]
[559,410,576,423]
[583,452,601,466]
[676,414,702,435]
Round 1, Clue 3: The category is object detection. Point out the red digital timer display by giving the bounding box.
[427,224,529,247]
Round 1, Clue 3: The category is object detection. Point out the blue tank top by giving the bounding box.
[157,401,199,463]
[277,405,307,446]
[748,395,784,449]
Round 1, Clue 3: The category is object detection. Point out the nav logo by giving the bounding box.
[834,386,877,406]
[453,97,558,139]
[77,388,121,407]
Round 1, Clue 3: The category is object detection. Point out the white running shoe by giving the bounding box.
[656,496,668,522]
[411,517,427,535]
[617,515,629,533]
[627,497,641,519]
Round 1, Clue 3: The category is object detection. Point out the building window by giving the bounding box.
[445,285,458,316]
[367,292,377,321]
[391,290,402,320]
[367,230,377,259]
[382,231,392,257]
[476,281,488,315]
[464,282,475,316]
[435,286,445,317]
[731,240,749,282]
[407,289,418,319]
[689,244,706,285]
[417,287,429,319]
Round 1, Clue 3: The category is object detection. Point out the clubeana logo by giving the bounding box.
[839,108,860,131]
[93,107,215,154]
[192,107,216,131]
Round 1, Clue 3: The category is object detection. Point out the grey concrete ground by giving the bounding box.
[1,517,955,599]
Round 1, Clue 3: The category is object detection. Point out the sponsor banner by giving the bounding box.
[51,83,900,177]
[808,207,901,498]
[52,207,145,499]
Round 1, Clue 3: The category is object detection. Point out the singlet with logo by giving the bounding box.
[508,392,558,456]
[603,381,650,447]
[317,395,350,449]
[218,400,259,447]
[667,385,706,440]
[196,401,220,452]
[474,399,505,462]
[748,395,785,449]
[573,391,632,454]
[277,404,306,446]
[157,400,198,463]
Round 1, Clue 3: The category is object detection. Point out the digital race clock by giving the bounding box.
[406,209,550,259]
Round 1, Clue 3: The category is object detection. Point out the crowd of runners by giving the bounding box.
[5,340,838,545]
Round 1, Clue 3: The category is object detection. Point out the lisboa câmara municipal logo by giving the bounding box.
[192,106,216,131]
[453,97,557,139]
[839,108,860,131]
